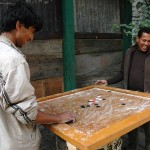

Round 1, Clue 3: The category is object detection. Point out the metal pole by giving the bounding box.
[62,0,76,91]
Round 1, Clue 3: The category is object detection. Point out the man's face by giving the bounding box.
[136,32,150,52]
[16,22,36,48]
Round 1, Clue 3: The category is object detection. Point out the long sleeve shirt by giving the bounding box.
[0,36,41,150]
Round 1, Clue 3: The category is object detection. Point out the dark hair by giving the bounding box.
[138,27,150,38]
[0,1,42,32]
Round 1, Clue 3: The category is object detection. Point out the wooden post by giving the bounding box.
[62,0,76,91]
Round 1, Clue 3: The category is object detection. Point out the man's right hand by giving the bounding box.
[58,112,76,123]
[95,80,108,85]
[35,110,76,124]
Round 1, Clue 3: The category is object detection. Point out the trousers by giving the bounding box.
[126,122,150,150]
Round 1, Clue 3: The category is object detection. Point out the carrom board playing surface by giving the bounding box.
[38,85,150,150]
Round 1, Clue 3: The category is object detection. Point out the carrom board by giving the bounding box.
[38,85,150,150]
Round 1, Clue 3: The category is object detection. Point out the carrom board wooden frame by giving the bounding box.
[37,85,150,150]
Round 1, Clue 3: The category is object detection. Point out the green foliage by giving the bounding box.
[114,0,150,43]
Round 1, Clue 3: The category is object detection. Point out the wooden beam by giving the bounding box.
[75,33,122,39]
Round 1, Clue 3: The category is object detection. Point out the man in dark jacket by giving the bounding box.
[95,27,150,150]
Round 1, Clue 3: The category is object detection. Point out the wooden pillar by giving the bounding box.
[62,0,76,91]
[122,0,132,53]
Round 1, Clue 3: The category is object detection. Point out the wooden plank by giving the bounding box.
[31,77,63,98]
[29,58,63,80]
[75,33,122,39]
[75,39,122,54]
[38,85,150,149]
[44,77,63,96]
[23,39,62,59]
[31,80,45,98]
[75,52,122,87]
[74,0,120,33]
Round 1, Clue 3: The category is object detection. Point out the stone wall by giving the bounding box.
[132,0,144,22]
